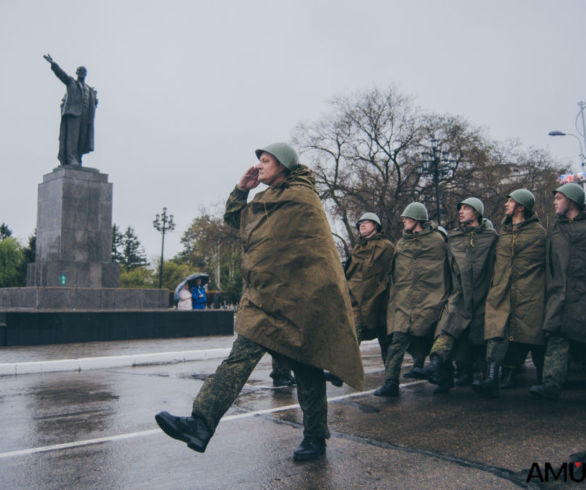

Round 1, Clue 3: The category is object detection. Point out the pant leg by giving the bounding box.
[192,335,266,433]
[291,361,330,439]
[270,354,293,379]
[430,333,456,362]
[542,336,570,389]
[383,332,411,384]
[502,342,529,370]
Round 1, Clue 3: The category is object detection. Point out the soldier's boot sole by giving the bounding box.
[155,411,211,453]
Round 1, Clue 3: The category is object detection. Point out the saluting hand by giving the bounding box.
[237,166,260,191]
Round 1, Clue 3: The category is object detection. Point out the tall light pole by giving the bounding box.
[153,207,175,289]
[548,100,586,170]
[419,139,458,224]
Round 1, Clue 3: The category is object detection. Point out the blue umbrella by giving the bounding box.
[174,273,209,303]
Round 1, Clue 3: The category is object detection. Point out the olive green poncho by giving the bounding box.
[542,210,586,343]
[386,226,452,337]
[224,165,364,390]
[345,233,394,339]
[484,215,546,345]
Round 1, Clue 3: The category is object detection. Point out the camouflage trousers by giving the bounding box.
[383,332,431,384]
[270,355,293,379]
[356,323,389,363]
[192,335,330,439]
[430,333,456,361]
[542,336,570,389]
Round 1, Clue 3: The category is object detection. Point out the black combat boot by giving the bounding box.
[454,361,474,386]
[293,437,326,461]
[272,374,296,387]
[500,367,515,389]
[373,380,399,397]
[155,411,212,452]
[420,354,442,384]
[324,371,343,387]
[433,361,454,395]
[472,361,500,398]
[529,382,560,401]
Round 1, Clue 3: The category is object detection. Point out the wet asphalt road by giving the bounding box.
[0,342,585,489]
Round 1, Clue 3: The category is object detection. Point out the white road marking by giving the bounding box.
[0,380,425,460]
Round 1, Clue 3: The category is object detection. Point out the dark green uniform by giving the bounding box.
[483,214,546,368]
[540,210,586,389]
[191,165,363,441]
[432,219,498,361]
[383,225,452,387]
[345,232,394,358]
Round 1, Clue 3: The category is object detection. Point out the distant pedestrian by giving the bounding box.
[177,283,192,311]
[191,278,206,310]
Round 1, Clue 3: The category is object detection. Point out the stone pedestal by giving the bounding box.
[27,166,120,288]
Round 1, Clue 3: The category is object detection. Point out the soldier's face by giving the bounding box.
[256,152,287,187]
[402,217,417,232]
[553,192,570,216]
[458,204,478,225]
[358,220,377,238]
[504,197,517,216]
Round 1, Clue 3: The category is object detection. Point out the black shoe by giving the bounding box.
[454,372,473,386]
[272,375,296,387]
[293,437,326,461]
[155,411,212,452]
[433,361,454,395]
[403,367,427,379]
[324,371,343,387]
[472,361,500,398]
[529,382,560,401]
[420,354,442,384]
[500,367,515,389]
[373,381,399,397]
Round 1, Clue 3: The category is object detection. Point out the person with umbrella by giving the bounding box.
[191,277,207,309]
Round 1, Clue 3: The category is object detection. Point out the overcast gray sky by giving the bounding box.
[1,0,585,261]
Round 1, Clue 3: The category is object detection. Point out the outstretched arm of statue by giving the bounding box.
[43,54,71,85]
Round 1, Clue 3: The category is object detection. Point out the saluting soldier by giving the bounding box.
[474,189,546,398]
[530,183,586,400]
[155,143,364,461]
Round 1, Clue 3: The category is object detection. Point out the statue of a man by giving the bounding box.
[43,54,98,166]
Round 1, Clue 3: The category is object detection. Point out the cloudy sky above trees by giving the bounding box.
[1,0,584,260]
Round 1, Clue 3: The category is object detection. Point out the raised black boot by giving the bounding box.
[454,361,474,386]
[155,411,212,452]
[472,361,500,398]
[324,371,343,387]
[293,437,326,461]
[529,382,560,401]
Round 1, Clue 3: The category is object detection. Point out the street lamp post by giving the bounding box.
[420,139,458,224]
[153,207,175,289]
[549,100,586,169]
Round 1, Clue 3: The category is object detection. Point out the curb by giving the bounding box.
[0,347,232,377]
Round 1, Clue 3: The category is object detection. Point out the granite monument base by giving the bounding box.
[0,310,234,346]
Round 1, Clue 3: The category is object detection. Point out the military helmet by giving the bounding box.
[255,142,299,171]
[401,202,429,221]
[356,212,382,230]
[458,197,484,218]
[553,183,585,210]
[508,188,535,212]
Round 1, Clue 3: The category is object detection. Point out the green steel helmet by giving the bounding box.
[553,183,585,210]
[508,188,535,212]
[255,142,299,171]
[356,212,382,230]
[401,202,429,221]
[458,197,484,218]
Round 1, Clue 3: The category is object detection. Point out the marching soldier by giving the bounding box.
[374,202,453,397]
[530,183,586,400]
[474,189,546,398]
[422,197,498,394]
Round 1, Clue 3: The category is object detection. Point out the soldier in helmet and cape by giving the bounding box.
[474,189,546,398]
[374,202,454,397]
[530,183,586,401]
[421,197,498,394]
[155,143,364,461]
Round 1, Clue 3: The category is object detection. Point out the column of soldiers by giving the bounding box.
[155,141,585,461]
[360,183,585,401]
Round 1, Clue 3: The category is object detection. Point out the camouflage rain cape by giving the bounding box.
[224,165,364,390]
